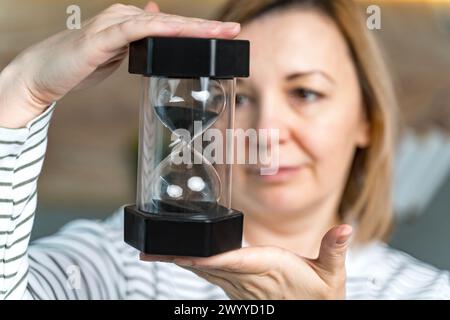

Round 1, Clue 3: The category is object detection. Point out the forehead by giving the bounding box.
[237,8,351,80]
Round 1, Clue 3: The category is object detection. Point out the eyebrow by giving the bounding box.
[286,70,335,84]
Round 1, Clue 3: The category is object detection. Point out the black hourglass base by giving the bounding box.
[124,205,244,257]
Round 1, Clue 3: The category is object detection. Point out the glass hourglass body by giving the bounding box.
[124,37,249,257]
[137,76,234,217]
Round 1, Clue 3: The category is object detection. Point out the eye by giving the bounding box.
[235,93,252,108]
[210,92,224,107]
[290,88,323,103]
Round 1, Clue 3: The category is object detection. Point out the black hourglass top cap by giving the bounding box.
[128,37,249,79]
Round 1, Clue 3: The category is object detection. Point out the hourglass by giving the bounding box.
[124,37,249,257]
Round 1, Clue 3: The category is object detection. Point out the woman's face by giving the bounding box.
[232,8,370,220]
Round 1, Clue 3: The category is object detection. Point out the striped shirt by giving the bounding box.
[1,104,449,300]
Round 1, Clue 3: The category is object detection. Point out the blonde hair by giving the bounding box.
[216,0,398,243]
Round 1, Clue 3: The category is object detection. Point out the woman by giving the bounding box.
[0,0,448,300]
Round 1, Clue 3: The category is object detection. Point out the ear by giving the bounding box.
[356,109,371,148]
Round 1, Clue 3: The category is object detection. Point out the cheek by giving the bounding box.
[231,167,248,204]
[234,108,254,130]
[297,104,363,182]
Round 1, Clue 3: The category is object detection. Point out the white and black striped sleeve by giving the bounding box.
[26,215,131,299]
[0,104,55,299]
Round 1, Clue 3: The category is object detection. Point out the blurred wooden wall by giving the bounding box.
[376,1,450,134]
[1,0,449,213]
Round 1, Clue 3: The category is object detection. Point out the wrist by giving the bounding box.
[0,62,49,128]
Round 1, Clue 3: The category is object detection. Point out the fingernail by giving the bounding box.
[222,22,240,31]
[336,235,349,245]
[335,225,353,245]
[174,259,194,266]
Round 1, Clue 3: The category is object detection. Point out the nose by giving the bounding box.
[255,92,291,145]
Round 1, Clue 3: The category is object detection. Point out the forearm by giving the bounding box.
[0,103,55,299]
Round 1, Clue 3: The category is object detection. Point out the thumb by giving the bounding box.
[144,1,160,13]
[316,224,352,277]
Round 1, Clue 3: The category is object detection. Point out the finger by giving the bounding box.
[140,249,252,272]
[94,14,240,53]
[73,58,123,91]
[140,253,180,262]
[316,224,352,276]
[185,267,243,300]
[104,3,143,15]
[172,246,279,273]
[139,252,246,297]
[141,247,280,274]
[98,48,128,66]
[144,1,160,13]
[180,264,245,280]
[82,4,143,33]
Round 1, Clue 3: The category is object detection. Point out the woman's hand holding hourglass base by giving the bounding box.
[0,1,241,128]
[141,224,353,300]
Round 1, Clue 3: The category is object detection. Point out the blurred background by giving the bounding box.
[1,0,450,268]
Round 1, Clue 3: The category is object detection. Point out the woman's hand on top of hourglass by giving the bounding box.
[140,224,353,300]
[0,2,241,128]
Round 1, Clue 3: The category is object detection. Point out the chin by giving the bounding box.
[232,168,319,212]
[233,184,312,216]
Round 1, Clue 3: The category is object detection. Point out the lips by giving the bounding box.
[245,165,305,183]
